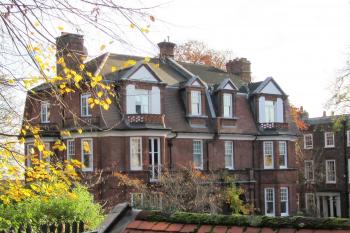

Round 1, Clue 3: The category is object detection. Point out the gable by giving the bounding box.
[192,80,201,86]
[261,81,282,95]
[129,66,159,82]
[223,83,235,90]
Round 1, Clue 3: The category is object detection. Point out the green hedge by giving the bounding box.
[136,211,350,230]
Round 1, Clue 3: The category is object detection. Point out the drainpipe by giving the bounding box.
[343,119,349,217]
[167,132,178,170]
[252,135,258,214]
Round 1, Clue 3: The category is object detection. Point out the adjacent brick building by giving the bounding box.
[23,33,299,216]
[298,112,350,218]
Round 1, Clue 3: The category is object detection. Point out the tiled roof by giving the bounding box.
[95,203,350,233]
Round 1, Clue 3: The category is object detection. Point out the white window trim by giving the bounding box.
[224,141,234,170]
[279,141,287,169]
[81,138,93,172]
[263,141,274,169]
[193,140,203,170]
[26,144,34,167]
[305,193,315,210]
[324,132,335,148]
[280,187,289,216]
[325,160,336,184]
[40,101,50,123]
[67,139,75,160]
[304,160,314,182]
[130,137,143,171]
[223,93,233,118]
[304,134,313,149]
[81,93,91,117]
[191,90,202,116]
[347,130,350,147]
[264,188,275,216]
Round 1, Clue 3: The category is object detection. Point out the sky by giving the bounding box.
[82,0,350,117]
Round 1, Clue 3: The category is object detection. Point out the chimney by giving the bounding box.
[158,41,176,59]
[56,32,87,75]
[323,111,326,117]
[226,58,251,83]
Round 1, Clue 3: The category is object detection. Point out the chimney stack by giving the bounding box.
[56,32,87,75]
[158,41,176,59]
[323,111,326,117]
[226,58,251,83]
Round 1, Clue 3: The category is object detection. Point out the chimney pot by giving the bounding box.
[226,58,251,83]
[158,41,176,59]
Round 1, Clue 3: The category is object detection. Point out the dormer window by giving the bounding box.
[191,90,202,116]
[265,100,276,122]
[135,89,150,114]
[258,96,284,123]
[40,101,50,123]
[223,93,233,118]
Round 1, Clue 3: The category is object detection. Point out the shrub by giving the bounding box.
[0,184,104,230]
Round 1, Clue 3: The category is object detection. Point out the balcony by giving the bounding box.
[258,122,288,130]
[63,117,101,128]
[127,114,165,124]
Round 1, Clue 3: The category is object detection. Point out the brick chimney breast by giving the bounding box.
[158,41,176,59]
[226,58,251,83]
[56,32,87,74]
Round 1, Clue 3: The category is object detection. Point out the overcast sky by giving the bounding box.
[83,0,350,117]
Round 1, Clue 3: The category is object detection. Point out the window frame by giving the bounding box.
[130,137,142,171]
[347,130,350,147]
[40,101,50,123]
[265,100,276,123]
[81,138,93,172]
[304,160,314,182]
[280,187,289,216]
[224,141,234,170]
[263,141,274,169]
[193,140,203,170]
[67,139,75,161]
[264,187,275,216]
[305,193,315,211]
[81,93,91,117]
[324,132,335,148]
[223,93,233,118]
[304,134,313,149]
[135,89,151,114]
[279,141,287,169]
[191,90,202,116]
[325,160,336,184]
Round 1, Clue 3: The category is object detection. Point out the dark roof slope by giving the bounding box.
[305,114,350,125]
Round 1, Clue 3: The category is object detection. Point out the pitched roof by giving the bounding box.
[305,114,350,125]
[94,203,350,233]
[248,77,287,96]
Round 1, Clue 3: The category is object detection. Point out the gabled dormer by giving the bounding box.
[182,76,207,117]
[248,77,288,130]
[214,78,238,119]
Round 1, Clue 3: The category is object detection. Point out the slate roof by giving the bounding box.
[94,203,350,233]
[305,114,350,125]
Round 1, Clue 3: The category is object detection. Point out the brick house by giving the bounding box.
[298,112,350,218]
[23,33,298,216]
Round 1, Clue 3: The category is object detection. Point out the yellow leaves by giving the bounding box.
[141,28,150,33]
[58,26,64,31]
[152,63,160,69]
[102,102,109,110]
[111,66,118,72]
[130,23,135,29]
[79,64,85,71]
[106,98,112,105]
[37,144,44,152]
[30,147,35,155]
[19,137,25,144]
[34,21,40,27]
[60,130,71,137]
[100,44,106,51]
[57,57,64,65]
[7,79,15,85]
[144,57,151,63]
[123,60,137,68]
[97,91,103,98]
[82,141,90,153]
[77,128,83,134]
[53,140,66,151]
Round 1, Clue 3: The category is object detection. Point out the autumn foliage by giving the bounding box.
[291,106,308,131]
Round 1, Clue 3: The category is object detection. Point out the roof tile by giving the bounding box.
[179,224,197,233]
[212,226,228,233]
[261,228,276,233]
[244,227,260,233]
[278,229,296,233]
[165,224,184,232]
[123,230,143,233]
[295,230,314,233]
[127,220,143,229]
[227,226,244,233]
[137,221,157,230]
[151,222,170,231]
[197,225,213,233]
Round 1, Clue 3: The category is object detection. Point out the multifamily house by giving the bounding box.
[299,113,350,218]
[23,33,298,216]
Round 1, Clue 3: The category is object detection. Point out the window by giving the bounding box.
[81,93,91,117]
[347,130,350,146]
[304,160,314,181]
[326,160,336,183]
[135,89,150,114]
[191,90,202,116]
[130,137,142,170]
[264,188,275,216]
[265,100,275,123]
[324,132,335,148]
[225,141,234,169]
[193,140,203,169]
[223,93,232,117]
[26,144,35,167]
[305,193,315,211]
[81,139,93,171]
[304,134,313,149]
[279,141,287,169]
[280,187,289,216]
[263,141,274,169]
[67,139,75,160]
[40,101,50,123]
